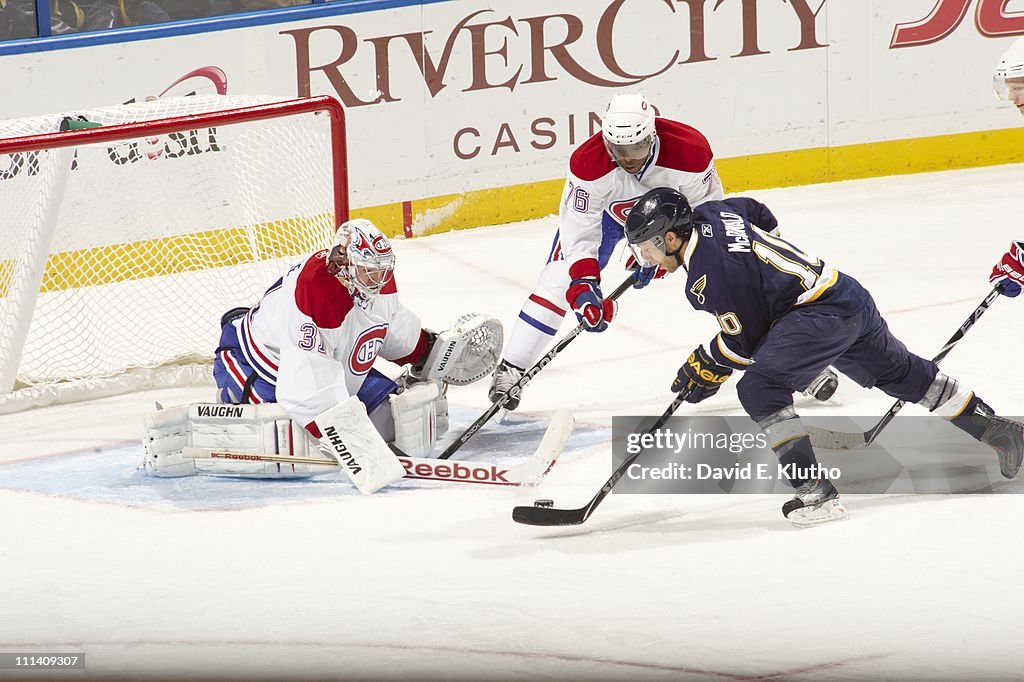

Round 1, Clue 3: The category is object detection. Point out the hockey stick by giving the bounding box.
[806,286,1002,450]
[183,409,572,488]
[512,387,693,526]
[438,274,635,461]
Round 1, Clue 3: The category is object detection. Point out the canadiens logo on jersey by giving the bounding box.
[350,325,389,375]
[608,197,642,226]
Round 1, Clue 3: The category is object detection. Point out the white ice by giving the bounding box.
[1,164,1023,681]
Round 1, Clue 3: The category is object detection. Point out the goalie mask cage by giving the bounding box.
[0,95,347,414]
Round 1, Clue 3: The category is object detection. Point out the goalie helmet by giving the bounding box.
[327,219,396,302]
[624,187,693,267]
[994,37,1024,111]
[602,92,656,174]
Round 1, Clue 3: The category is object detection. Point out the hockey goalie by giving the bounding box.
[141,219,503,493]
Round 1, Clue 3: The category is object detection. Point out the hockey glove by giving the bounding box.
[625,254,666,290]
[567,278,616,332]
[672,345,733,403]
[990,241,1024,298]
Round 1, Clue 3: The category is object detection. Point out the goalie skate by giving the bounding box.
[782,478,848,528]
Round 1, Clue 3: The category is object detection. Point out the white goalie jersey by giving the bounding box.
[234,249,427,429]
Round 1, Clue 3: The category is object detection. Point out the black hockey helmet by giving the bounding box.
[624,187,693,267]
[625,187,693,244]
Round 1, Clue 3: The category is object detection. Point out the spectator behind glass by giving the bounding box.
[1,0,38,40]
[2,0,308,38]
[163,0,307,21]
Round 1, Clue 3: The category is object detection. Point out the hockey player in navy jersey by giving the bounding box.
[624,187,1024,526]
[487,92,723,410]
[488,92,837,410]
[141,219,502,492]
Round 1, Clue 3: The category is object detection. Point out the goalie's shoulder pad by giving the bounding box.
[414,313,503,386]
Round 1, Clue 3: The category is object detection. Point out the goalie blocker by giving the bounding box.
[142,313,503,492]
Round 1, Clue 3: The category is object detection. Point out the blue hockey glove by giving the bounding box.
[625,254,666,290]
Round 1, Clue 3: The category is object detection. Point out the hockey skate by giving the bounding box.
[487,360,525,410]
[782,478,848,527]
[981,417,1024,479]
[803,367,839,402]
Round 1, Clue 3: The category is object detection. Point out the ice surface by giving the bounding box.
[1,164,1023,680]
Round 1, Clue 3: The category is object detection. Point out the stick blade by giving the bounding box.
[512,504,588,526]
[507,409,573,485]
[805,425,867,451]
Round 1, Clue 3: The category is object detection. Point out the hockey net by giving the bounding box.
[0,95,347,414]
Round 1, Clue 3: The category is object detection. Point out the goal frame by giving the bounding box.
[0,95,348,413]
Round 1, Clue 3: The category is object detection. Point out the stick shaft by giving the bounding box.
[439,275,634,460]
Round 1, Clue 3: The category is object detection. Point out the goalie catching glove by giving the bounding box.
[673,345,733,403]
[411,313,503,385]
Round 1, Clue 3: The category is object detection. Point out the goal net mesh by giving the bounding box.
[0,95,343,412]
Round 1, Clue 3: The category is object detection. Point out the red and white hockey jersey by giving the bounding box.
[236,250,427,429]
[557,117,724,280]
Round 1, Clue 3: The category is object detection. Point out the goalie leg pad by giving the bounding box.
[391,382,440,458]
[142,405,197,477]
[141,403,318,478]
[414,313,503,386]
[314,396,406,494]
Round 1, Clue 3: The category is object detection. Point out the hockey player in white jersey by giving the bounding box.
[488,93,724,409]
[994,36,1024,116]
[142,219,502,492]
[989,41,1024,298]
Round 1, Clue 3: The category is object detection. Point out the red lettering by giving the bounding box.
[975,0,1024,37]
[519,14,638,87]
[676,0,716,64]
[731,0,769,57]
[435,464,451,478]
[530,117,557,150]
[596,0,678,82]
[415,463,432,476]
[464,16,523,92]
[454,128,481,160]
[890,0,971,48]
[786,0,828,51]
[281,25,378,106]
[396,11,491,97]
[491,123,521,155]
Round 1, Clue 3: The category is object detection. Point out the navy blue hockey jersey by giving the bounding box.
[682,197,869,370]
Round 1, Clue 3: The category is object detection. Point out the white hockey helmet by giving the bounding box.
[328,219,396,301]
[993,36,1024,109]
[602,93,656,172]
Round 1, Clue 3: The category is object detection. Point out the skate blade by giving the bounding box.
[787,499,848,528]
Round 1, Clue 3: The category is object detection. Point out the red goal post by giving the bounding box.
[0,95,348,414]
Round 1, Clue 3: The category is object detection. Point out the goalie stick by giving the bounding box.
[438,274,635,461]
[806,286,1002,450]
[512,387,692,527]
[183,409,572,488]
